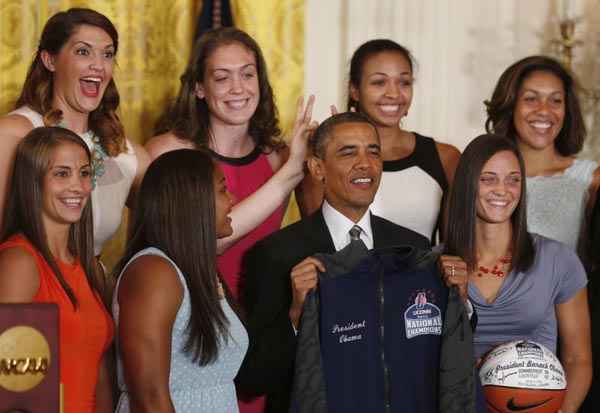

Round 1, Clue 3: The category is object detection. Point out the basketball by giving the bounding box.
[478,340,566,413]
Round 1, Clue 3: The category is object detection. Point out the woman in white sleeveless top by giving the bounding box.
[486,55,600,259]
[0,8,149,256]
[113,149,248,412]
[300,40,461,243]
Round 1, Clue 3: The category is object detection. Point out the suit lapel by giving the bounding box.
[304,209,336,253]
[371,213,390,249]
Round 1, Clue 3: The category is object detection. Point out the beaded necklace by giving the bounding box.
[477,255,512,277]
[86,132,107,189]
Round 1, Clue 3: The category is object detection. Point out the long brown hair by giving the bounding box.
[15,8,126,157]
[445,134,534,273]
[0,127,101,309]
[485,55,586,156]
[115,149,236,365]
[157,27,282,151]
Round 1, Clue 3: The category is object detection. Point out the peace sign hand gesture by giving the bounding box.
[287,95,318,167]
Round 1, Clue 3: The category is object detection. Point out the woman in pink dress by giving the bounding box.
[146,27,315,413]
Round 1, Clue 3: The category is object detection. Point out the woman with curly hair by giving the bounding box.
[0,7,149,257]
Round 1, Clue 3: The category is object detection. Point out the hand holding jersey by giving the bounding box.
[289,257,324,329]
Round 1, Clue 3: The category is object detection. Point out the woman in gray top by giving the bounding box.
[441,134,591,413]
[485,55,599,257]
[113,150,248,412]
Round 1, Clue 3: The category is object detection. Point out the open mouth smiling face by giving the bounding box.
[476,150,522,225]
[314,122,383,221]
[43,24,116,116]
[513,70,566,152]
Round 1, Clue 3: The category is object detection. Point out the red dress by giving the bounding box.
[214,147,285,413]
[0,235,114,413]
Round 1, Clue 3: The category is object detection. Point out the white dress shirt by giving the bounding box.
[321,200,374,251]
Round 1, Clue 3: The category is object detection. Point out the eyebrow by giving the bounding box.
[73,41,115,50]
[212,63,256,73]
[52,163,91,168]
[521,88,563,94]
[368,71,411,77]
[50,165,72,170]
[480,171,521,175]
[336,143,380,153]
[336,144,357,153]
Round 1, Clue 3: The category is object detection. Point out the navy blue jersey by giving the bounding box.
[292,244,453,413]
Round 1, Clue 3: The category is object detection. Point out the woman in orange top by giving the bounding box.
[0,127,114,413]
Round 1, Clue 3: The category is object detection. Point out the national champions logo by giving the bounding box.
[404,291,442,339]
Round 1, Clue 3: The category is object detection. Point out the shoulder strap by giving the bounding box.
[115,247,187,294]
[413,133,448,192]
[8,106,44,128]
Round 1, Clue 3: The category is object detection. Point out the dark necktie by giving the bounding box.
[349,225,362,242]
[347,224,368,255]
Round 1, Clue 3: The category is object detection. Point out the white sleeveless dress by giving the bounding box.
[113,247,248,412]
[9,106,137,255]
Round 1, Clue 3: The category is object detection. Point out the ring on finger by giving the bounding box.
[451,265,455,277]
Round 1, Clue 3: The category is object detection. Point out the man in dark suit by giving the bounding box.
[235,112,430,412]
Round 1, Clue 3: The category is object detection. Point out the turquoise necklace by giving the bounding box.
[85,131,107,189]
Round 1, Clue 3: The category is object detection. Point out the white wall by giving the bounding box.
[305,0,600,155]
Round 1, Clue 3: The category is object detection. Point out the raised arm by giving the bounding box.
[116,254,183,413]
[0,115,34,230]
[296,103,351,217]
[146,97,317,253]
[217,95,317,252]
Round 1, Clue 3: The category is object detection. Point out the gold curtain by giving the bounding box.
[0,0,201,269]
[231,0,305,226]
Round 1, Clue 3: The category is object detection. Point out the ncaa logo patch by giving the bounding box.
[404,291,442,339]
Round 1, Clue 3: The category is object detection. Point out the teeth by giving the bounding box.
[352,178,372,184]
[81,77,101,83]
[488,200,508,207]
[530,121,551,129]
[227,99,248,109]
[379,105,399,113]
[63,198,82,205]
